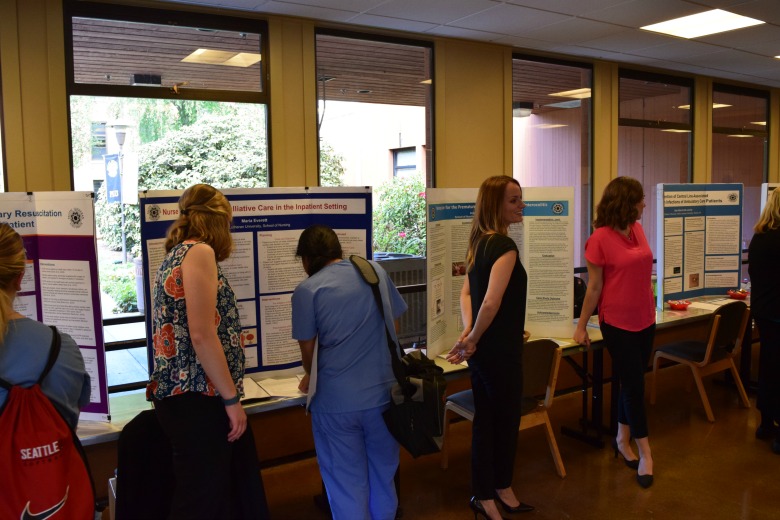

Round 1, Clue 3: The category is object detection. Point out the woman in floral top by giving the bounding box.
[146,184,265,519]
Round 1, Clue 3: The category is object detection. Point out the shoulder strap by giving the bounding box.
[349,255,406,385]
[38,326,62,385]
[0,326,60,390]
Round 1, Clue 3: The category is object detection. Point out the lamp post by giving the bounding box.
[110,122,130,263]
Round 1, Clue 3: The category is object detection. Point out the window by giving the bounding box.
[315,31,433,346]
[512,55,592,268]
[0,69,4,192]
[618,70,693,258]
[711,84,768,253]
[66,2,269,391]
[393,147,417,178]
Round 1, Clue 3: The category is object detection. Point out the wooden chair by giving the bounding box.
[650,300,751,422]
[440,338,566,478]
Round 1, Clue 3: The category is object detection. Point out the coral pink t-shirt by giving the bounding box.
[585,222,655,331]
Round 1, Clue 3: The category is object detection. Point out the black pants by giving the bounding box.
[469,354,523,500]
[602,322,656,439]
[155,392,269,520]
[755,317,780,426]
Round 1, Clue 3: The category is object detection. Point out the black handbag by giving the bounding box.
[350,255,447,458]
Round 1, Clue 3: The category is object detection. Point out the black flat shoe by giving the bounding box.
[611,438,639,470]
[494,492,535,513]
[636,472,654,489]
[469,497,508,520]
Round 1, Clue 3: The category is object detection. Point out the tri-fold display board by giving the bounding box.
[138,187,372,377]
[425,187,575,358]
[656,183,743,307]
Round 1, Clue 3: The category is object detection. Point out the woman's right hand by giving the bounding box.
[298,373,310,394]
[225,402,247,442]
[573,326,590,347]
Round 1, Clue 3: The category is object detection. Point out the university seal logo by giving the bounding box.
[68,208,84,228]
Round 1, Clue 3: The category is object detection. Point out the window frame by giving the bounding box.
[313,27,435,188]
[63,1,271,393]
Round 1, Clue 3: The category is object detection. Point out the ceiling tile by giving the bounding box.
[365,0,497,25]
[680,49,778,71]
[256,1,358,21]
[629,40,725,60]
[580,29,674,52]
[492,34,563,51]
[520,18,625,43]
[424,25,504,42]
[548,44,628,62]
[348,14,439,33]
[700,0,780,25]
[585,0,702,27]
[450,4,570,34]
[263,0,387,12]
[695,23,780,49]
[502,0,627,17]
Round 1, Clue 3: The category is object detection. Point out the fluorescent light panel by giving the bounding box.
[641,9,764,39]
[182,49,261,67]
[751,121,766,126]
[549,88,591,99]
[677,103,731,109]
[661,129,691,133]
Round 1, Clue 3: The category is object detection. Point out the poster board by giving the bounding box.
[656,183,743,306]
[425,186,575,358]
[760,183,779,211]
[138,187,372,376]
[0,192,109,421]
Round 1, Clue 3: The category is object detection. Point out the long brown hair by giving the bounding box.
[0,224,26,341]
[465,175,521,270]
[754,188,780,234]
[164,184,233,262]
[593,176,644,230]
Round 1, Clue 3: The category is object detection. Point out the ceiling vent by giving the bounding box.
[131,74,162,86]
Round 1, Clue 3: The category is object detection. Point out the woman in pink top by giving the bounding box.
[573,176,656,489]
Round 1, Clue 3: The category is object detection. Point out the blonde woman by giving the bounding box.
[147,184,266,519]
[446,175,533,519]
[0,223,90,428]
[748,188,780,454]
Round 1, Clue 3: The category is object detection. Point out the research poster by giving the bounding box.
[139,187,372,376]
[656,183,743,306]
[0,192,109,421]
[426,186,575,358]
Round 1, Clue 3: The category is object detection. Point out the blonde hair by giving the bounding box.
[164,184,234,262]
[0,224,26,341]
[465,176,521,270]
[754,188,780,234]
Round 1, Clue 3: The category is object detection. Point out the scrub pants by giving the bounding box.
[312,405,399,520]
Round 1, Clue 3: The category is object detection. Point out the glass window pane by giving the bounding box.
[619,77,691,124]
[512,57,592,268]
[70,96,268,319]
[618,71,692,258]
[618,127,689,257]
[711,87,768,252]
[72,17,263,93]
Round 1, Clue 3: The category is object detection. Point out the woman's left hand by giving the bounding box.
[298,373,310,394]
[445,337,476,364]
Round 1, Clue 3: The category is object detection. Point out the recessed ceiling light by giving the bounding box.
[661,129,691,133]
[641,9,764,39]
[751,121,766,126]
[182,48,261,67]
[533,124,567,129]
[676,103,732,109]
[420,79,432,85]
[727,134,754,138]
[545,100,581,109]
[549,88,591,99]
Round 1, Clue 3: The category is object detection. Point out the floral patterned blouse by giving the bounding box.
[146,241,244,401]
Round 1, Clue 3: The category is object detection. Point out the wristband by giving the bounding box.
[222,394,240,406]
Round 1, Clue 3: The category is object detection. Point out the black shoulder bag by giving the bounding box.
[349,255,446,458]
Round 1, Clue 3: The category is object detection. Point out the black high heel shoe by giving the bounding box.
[611,438,639,470]
[493,492,535,513]
[636,472,654,488]
[469,497,508,520]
